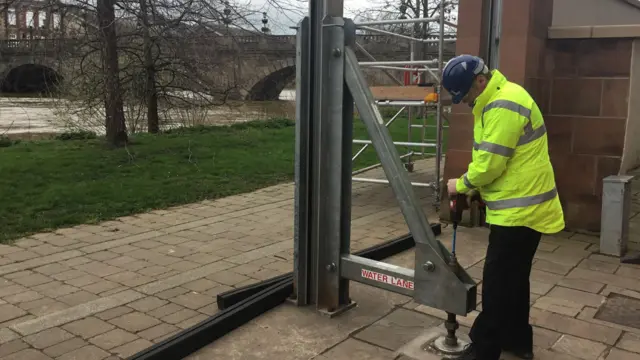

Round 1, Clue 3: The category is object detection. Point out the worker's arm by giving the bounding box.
[455,105,524,193]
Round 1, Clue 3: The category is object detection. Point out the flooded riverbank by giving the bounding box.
[0,90,297,136]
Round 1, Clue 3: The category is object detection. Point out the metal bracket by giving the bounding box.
[343,46,476,316]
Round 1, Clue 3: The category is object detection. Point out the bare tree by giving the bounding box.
[60,0,269,132]
[3,0,293,136]
[114,0,261,130]
[0,0,130,144]
[97,0,128,145]
[137,0,158,132]
[354,0,457,37]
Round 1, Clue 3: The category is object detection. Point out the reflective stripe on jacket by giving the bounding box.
[455,70,565,234]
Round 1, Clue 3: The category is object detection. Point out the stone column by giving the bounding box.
[498,0,554,90]
[439,0,485,221]
[439,0,554,221]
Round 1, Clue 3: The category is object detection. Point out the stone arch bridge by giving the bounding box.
[0,35,456,100]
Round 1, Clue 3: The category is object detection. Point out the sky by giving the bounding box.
[54,0,376,34]
[244,0,395,34]
[57,0,448,36]
[54,0,451,36]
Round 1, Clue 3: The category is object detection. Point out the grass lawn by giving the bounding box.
[0,115,448,242]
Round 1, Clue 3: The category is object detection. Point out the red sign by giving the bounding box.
[403,65,420,86]
[361,269,415,290]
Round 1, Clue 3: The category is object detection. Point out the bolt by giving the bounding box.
[326,263,336,272]
[423,261,435,272]
[444,319,459,332]
[333,48,342,57]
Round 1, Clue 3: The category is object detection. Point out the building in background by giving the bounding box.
[0,0,90,40]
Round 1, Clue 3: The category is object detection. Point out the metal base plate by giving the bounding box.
[286,295,301,306]
[317,300,358,318]
[396,326,471,360]
[594,292,640,329]
[430,336,470,357]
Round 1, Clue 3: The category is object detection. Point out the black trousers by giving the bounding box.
[469,224,541,360]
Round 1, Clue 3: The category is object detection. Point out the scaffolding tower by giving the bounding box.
[349,3,457,211]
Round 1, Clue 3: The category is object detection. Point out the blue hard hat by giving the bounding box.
[442,55,487,104]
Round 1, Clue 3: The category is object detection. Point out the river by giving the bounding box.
[0,89,297,137]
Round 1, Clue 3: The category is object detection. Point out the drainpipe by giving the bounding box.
[489,0,502,69]
[479,0,502,69]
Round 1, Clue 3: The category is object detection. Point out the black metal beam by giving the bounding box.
[127,223,441,360]
[217,223,441,310]
[216,273,291,310]
[127,278,292,360]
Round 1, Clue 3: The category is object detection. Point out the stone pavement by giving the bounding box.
[0,158,441,359]
[189,169,640,360]
[0,157,638,360]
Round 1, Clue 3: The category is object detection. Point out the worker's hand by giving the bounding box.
[447,178,458,195]
[466,190,482,207]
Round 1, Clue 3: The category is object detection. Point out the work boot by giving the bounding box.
[502,348,534,360]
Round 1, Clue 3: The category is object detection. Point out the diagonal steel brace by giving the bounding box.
[343,46,476,316]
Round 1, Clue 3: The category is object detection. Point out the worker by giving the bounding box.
[441,54,565,360]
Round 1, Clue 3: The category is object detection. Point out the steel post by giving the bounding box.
[307,0,325,309]
[293,16,312,306]
[407,22,414,172]
[311,15,347,313]
[306,0,354,315]
[434,0,446,208]
[339,19,357,309]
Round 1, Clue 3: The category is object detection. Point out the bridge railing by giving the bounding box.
[202,34,454,53]
[0,39,70,53]
[1,33,456,55]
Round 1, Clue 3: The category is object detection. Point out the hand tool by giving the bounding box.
[442,192,469,349]
[441,190,486,353]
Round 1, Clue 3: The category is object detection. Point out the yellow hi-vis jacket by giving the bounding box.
[455,70,565,234]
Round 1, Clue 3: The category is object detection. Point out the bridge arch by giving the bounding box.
[1,61,63,94]
[244,58,296,101]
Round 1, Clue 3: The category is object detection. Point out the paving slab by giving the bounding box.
[0,158,442,358]
[353,308,442,351]
[0,159,637,359]
[185,276,413,360]
[183,168,640,359]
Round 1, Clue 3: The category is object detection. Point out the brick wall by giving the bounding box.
[442,0,633,233]
[530,38,631,231]
[621,40,640,174]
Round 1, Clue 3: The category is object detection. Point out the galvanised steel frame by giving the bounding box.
[292,0,476,320]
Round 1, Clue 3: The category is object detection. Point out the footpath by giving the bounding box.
[0,159,638,360]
